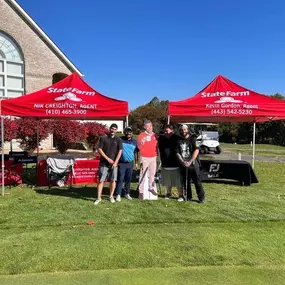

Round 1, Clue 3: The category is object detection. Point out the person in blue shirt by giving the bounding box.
[115,126,138,201]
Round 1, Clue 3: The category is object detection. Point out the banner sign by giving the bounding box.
[14,156,38,164]
[9,151,28,158]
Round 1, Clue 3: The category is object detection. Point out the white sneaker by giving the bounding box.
[125,194,132,200]
[116,195,121,202]
[110,196,116,203]
[177,197,184,202]
[94,198,101,205]
[57,179,65,187]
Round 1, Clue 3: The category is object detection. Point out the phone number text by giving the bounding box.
[211,109,253,115]
[46,109,87,115]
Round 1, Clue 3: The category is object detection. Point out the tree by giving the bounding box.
[218,123,239,143]
[129,97,168,133]
[51,120,86,154]
[0,118,18,143]
[271,93,284,100]
[16,118,51,154]
[219,93,285,145]
[84,122,109,152]
[147,96,160,106]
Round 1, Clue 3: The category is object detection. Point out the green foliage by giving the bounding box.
[129,96,169,133]
[271,93,284,100]
[218,93,285,145]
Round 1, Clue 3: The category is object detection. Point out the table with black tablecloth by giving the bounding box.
[199,159,258,186]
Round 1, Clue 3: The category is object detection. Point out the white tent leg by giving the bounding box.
[167,115,170,124]
[1,116,5,196]
[126,116,129,127]
[252,122,256,169]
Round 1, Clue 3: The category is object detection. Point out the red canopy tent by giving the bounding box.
[1,72,129,120]
[0,72,129,195]
[168,75,285,123]
[168,75,285,168]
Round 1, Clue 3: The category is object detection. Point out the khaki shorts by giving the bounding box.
[161,167,182,189]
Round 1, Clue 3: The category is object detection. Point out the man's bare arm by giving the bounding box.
[113,150,122,167]
[98,148,113,164]
[176,153,185,165]
[190,149,199,163]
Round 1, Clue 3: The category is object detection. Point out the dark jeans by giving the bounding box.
[180,165,205,201]
[115,162,133,196]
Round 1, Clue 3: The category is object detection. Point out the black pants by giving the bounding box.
[180,166,205,201]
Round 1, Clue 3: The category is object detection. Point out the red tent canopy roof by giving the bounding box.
[1,73,129,120]
[168,75,285,123]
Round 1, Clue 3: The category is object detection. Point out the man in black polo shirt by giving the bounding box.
[94,123,122,205]
[175,124,205,203]
[158,124,183,200]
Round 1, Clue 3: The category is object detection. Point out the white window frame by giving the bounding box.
[0,33,24,98]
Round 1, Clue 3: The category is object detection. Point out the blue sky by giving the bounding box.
[17,0,285,109]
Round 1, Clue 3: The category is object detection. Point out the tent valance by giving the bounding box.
[1,73,129,120]
[168,75,285,123]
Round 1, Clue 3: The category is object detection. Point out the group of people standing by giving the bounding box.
[94,120,205,205]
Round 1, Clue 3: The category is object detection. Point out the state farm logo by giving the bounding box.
[47,87,95,96]
[54,92,82,102]
[201,90,250,98]
[214,97,243,103]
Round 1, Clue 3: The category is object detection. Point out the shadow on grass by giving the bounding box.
[35,185,140,201]
[202,180,242,186]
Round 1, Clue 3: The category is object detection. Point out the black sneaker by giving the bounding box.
[198,199,205,204]
[165,193,172,199]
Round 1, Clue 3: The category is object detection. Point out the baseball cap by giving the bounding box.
[110,123,118,129]
[179,124,188,130]
[124,126,133,133]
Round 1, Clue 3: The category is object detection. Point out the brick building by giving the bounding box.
[0,0,81,149]
[0,1,126,151]
[0,0,82,97]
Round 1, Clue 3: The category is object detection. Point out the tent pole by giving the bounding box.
[126,116,129,127]
[252,122,256,169]
[36,120,39,164]
[167,115,170,124]
[1,116,5,196]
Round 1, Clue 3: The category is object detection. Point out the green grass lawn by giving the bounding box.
[0,161,285,284]
[220,143,285,157]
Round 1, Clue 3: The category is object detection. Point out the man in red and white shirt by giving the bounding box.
[137,120,158,196]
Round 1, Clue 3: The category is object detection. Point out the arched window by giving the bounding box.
[52,72,68,84]
[0,32,24,98]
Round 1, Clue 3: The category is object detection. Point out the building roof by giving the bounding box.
[6,0,83,76]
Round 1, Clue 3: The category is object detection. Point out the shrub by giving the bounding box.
[0,118,18,143]
[51,120,86,154]
[16,118,51,154]
[84,122,108,152]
